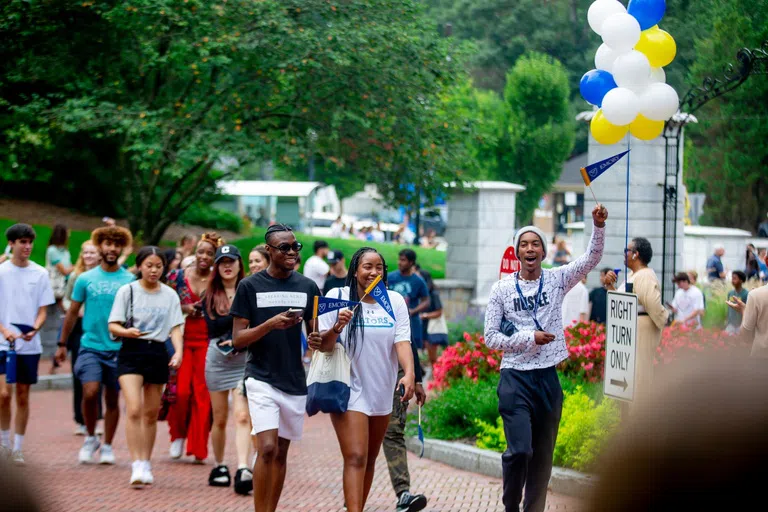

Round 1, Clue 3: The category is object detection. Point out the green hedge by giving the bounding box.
[413,372,618,472]
[234,228,446,278]
[179,204,243,233]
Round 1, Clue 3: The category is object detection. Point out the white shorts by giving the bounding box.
[244,377,307,441]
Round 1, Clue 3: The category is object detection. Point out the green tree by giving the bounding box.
[684,0,768,232]
[448,53,574,224]
[1,0,473,243]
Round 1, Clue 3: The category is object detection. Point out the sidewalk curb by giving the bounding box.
[32,373,73,391]
[406,437,597,500]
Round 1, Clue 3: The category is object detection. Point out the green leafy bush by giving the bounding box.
[417,375,500,440]
[553,386,620,471]
[475,417,506,452]
[179,204,243,233]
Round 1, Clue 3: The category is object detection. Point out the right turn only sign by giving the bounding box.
[604,291,638,402]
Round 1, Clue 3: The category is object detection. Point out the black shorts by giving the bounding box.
[117,341,169,385]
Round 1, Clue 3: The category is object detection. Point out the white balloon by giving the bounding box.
[588,0,627,36]
[602,87,639,126]
[649,67,666,84]
[639,83,679,121]
[612,50,651,89]
[594,43,628,72]
[601,13,641,53]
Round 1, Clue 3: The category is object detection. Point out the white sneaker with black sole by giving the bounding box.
[396,491,428,512]
[79,436,101,464]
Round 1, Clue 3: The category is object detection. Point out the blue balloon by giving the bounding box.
[580,69,617,108]
[628,0,666,31]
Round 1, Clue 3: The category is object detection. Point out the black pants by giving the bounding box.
[68,320,102,424]
[498,367,563,512]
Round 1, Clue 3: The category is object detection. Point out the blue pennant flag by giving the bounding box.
[316,296,359,316]
[580,150,630,186]
[369,277,396,321]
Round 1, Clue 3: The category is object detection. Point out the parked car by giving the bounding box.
[421,209,446,236]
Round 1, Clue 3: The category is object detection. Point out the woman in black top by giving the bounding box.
[203,245,252,495]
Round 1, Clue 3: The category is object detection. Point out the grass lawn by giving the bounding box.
[233,227,446,278]
[0,218,95,267]
[1,219,447,278]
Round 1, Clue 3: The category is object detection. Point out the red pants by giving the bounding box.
[168,344,211,460]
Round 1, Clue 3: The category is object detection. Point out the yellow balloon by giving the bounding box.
[635,26,677,68]
[630,114,664,140]
[591,109,629,145]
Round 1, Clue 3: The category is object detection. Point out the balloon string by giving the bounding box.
[625,135,631,288]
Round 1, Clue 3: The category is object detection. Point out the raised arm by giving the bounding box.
[557,205,607,291]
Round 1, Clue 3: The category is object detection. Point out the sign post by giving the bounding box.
[499,246,520,280]
[604,291,638,402]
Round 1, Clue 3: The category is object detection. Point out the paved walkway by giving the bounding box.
[17,389,583,511]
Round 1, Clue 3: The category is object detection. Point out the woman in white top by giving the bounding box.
[309,247,415,512]
[108,247,183,487]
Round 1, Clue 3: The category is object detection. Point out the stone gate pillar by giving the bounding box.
[445,181,525,308]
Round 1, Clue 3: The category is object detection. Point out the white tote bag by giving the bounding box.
[305,341,351,416]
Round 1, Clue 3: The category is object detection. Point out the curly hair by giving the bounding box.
[199,232,224,250]
[91,226,133,249]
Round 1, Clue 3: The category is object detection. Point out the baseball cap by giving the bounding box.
[214,244,241,264]
[327,250,344,264]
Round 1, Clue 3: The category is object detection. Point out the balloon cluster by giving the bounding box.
[580,0,679,144]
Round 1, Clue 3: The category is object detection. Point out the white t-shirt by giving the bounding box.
[561,281,590,328]
[319,287,411,416]
[671,286,705,328]
[372,230,386,243]
[304,254,330,289]
[0,260,56,354]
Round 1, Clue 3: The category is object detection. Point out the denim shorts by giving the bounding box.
[74,349,120,390]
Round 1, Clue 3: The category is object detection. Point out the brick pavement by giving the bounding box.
[16,389,583,512]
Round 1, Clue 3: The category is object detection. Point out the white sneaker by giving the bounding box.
[74,424,87,436]
[79,436,101,464]
[0,446,12,462]
[12,451,25,465]
[142,461,154,485]
[170,438,184,459]
[99,444,116,465]
[130,463,144,488]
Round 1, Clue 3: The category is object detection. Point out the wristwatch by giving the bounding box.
[57,342,67,348]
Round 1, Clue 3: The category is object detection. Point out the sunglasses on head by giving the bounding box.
[268,242,303,254]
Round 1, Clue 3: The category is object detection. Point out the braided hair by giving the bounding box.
[343,247,388,358]
[265,224,293,244]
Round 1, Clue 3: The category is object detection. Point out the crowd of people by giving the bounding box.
[0,221,442,512]
[2,207,766,512]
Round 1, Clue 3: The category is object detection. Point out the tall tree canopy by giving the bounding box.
[1,0,473,243]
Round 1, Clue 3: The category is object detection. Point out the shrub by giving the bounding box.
[179,204,243,233]
[558,321,606,383]
[447,316,484,344]
[475,417,506,452]
[552,386,620,471]
[656,323,750,365]
[559,373,604,403]
[417,375,500,440]
[429,332,502,391]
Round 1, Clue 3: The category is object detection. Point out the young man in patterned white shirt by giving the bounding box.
[485,204,607,512]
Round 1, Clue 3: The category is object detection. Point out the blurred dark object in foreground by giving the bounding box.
[588,356,768,511]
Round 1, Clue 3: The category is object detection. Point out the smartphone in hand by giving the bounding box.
[284,308,304,318]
